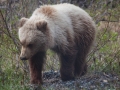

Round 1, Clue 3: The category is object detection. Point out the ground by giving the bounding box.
[30,71,120,90]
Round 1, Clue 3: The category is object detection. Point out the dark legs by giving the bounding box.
[59,51,77,81]
[59,51,87,81]
[74,54,87,77]
[29,52,46,85]
[74,32,94,77]
[74,38,92,76]
[28,45,89,83]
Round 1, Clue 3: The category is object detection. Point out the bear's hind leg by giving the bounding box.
[74,54,87,77]
[74,38,92,77]
[29,52,46,85]
[74,30,95,77]
[59,53,77,81]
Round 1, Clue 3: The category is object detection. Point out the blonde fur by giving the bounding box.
[18,3,96,84]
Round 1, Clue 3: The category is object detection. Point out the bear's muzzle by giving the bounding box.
[20,56,27,60]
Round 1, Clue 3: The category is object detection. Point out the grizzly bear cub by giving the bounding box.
[18,3,96,85]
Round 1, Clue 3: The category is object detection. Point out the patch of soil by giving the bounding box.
[42,71,120,90]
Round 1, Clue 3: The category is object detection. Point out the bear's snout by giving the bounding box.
[20,56,27,60]
[20,47,31,60]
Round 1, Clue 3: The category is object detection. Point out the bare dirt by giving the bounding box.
[40,71,120,90]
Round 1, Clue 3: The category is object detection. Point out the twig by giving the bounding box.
[0,9,20,52]
[0,9,11,38]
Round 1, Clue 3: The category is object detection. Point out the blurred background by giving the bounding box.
[0,0,120,90]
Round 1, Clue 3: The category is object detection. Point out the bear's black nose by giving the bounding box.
[20,57,27,60]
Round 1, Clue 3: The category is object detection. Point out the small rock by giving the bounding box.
[103,80,108,83]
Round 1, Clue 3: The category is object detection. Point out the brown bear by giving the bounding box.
[18,3,96,85]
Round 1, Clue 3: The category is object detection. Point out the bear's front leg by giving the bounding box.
[59,53,76,81]
[29,52,46,85]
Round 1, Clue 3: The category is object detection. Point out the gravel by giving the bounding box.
[42,71,120,90]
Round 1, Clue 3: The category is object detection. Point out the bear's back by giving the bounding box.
[51,4,95,33]
[32,3,91,21]
[52,3,90,18]
[30,3,96,48]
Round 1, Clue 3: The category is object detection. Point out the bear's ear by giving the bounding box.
[36,20,47,32]
[19,17,28,27]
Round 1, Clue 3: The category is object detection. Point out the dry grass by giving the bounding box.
[98,21,120,34]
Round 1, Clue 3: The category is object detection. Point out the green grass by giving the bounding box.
[0,49,29,90]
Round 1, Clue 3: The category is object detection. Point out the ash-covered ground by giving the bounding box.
[42,71,120,90]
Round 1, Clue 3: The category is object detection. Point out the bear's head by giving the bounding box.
[18,17,48,60]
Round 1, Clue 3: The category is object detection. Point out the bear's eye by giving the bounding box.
[27,44,33,48]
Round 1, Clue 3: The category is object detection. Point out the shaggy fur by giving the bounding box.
[18,3,96,85]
